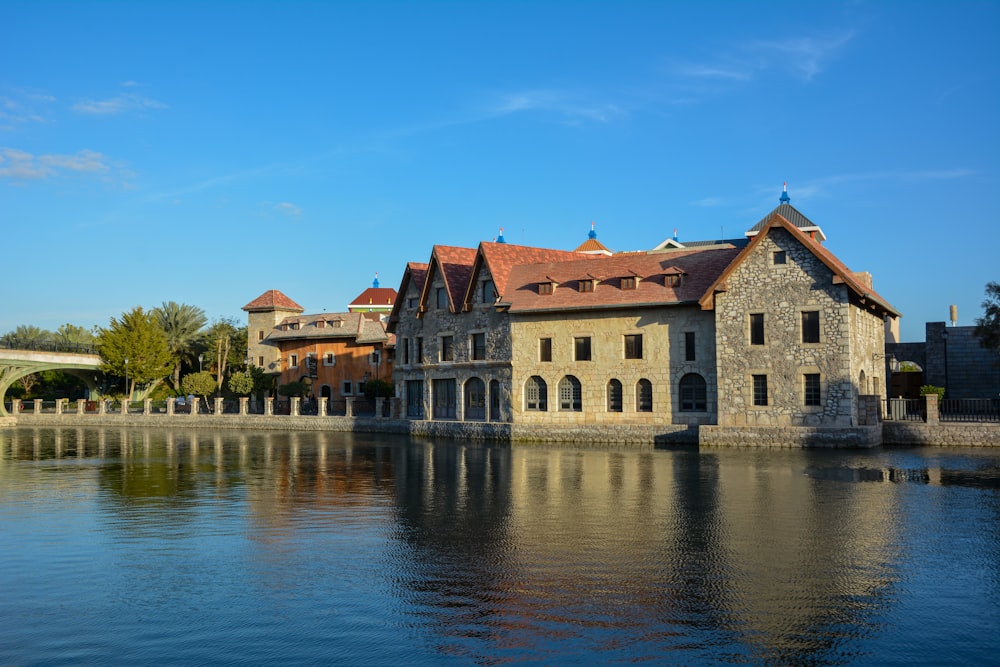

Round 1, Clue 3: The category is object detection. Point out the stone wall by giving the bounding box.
[510,306,717,426]
[883,422,1000,446]
[392,264,512,421]
[923,322,1000,399]
[700,425,882,448]
[714,228,869,427]
[8,413,998,447]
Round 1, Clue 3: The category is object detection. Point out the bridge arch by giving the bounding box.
[0,348,102,416]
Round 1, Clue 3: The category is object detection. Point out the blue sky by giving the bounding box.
[2,1,998,342]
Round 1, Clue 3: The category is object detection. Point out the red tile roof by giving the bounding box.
[242,290,304,313]
[477,242,585,302]
[505,246,741,313]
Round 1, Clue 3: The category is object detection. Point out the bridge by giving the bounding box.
[0,343,102,417]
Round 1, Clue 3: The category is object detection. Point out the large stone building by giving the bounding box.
[388,193,899,428]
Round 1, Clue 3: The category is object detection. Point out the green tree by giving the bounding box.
[97,307,174,400]
[181,371,217,406]
[974,281,1000,357]
[53,323,95,350]
[227,364,269,397]
[155,301,208,393]
[1,325,51,348]
[201,317,246,397]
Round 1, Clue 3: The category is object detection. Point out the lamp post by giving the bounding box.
[124,357,129,404]
[199,353,204,373]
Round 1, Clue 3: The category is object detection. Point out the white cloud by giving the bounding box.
[73,92,167,115]
[0,89,56,130]
[0,147,129,183]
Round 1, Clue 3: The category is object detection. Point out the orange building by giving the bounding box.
[243,288,395,406]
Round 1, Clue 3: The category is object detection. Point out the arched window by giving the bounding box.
[607,379,623,412]
[679,373,707,412]
[559,375,582,412]
[320,385,332,400]
[859,369,868,394]
[525,376,547,411]
[636,379,653,412]
[464,377,486,421]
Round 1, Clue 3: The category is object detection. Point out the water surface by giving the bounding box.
[1,427,997,665]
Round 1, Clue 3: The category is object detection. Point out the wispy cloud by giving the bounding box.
[486,89,626,124]
[274,202,302,217]
[73,91,167,115]
[0,147,131,184]
[751,33,856,80]
[0,89,56,130]
[673,30,856,88]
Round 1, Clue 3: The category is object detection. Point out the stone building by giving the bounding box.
[387,239,580,421]
[389,193,899,427]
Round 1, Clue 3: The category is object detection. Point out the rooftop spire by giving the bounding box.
[496,227,506,243]
[779,181,790,204]
[588,221,597,240]
[373,272,379,288]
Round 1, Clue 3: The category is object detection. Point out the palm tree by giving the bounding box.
[1,325,51,349]
[154,301,207,392]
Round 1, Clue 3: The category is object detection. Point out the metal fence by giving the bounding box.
[883,397,1000,423]
[940,398,1000,423]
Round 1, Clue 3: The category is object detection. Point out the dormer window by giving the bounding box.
[539,282,554,295]
[621,276,637,290]
[665,274,682,287]
[317,320,326,328]
[333,319,343,328]
[289,322,300,330]
[579,279,595,293]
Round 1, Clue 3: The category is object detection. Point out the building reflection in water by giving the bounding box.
[2,427,996,664]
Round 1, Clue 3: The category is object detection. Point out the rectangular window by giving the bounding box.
[624,334,643,360]
[773,250,787,265]
[579,279,594,293]
[482,280,496,304]
[574,336,592,361]
[257,330,264,341]
[342,381,353,396]
[750,313,765,346]
[432,378,457,419]
[665,274,682,287]
[406,380,424,418]
[621,276,636,290]
[752,374,769,406]
[539,337,552,362]
[539,282,553,295]
[402,337,410,365]
[416,337,424,364]
[436,287,448,309]
[685,332,696,361]
[440,335,454,362]
[471,332,486,360]
[324,353,335,366]
[257,356,264,367]
[289,354,299,368]
[804,373,821,406]
[407,297,418,309]
[802,311,820,344]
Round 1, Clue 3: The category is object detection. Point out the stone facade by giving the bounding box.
[392,256,512,422]
[711,227,888,427]
[510,306,717,425]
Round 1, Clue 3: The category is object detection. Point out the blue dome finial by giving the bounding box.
[496,227,506,243]
[373,272,379,288]
[779,181,790,204]
[588,221,597,239]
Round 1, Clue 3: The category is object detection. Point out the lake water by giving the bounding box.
[1,427,997,666]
